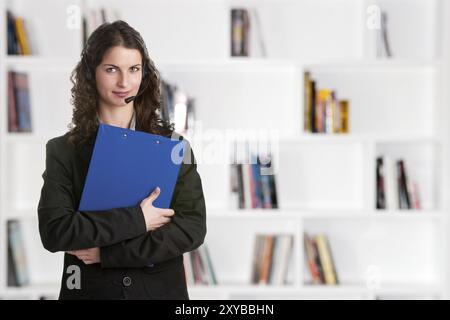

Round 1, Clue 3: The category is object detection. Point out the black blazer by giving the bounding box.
[37,128,207,300]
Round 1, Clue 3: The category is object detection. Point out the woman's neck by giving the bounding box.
[98,105,134,129]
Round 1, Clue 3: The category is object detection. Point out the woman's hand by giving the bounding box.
[140,187,175,231]
[67,247,100,265]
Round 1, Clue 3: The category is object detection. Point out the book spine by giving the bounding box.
[315,234,338,285]
[259,235,274,285]
[376,157,386,209]
[304,233,321,284]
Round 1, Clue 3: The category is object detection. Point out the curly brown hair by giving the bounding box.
[68,20,173,146]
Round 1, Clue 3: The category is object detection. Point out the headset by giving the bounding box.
[80,30,152,104]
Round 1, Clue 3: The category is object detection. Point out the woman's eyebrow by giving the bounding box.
[103,63,142,67]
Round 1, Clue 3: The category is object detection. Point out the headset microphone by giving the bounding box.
[124,74,150,104]
[125,95,137,104]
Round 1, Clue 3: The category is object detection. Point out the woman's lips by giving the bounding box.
[113,91,130,98]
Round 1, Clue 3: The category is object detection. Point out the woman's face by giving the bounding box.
[95,45,143,108]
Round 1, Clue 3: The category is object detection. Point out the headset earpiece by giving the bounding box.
[81,45,94,82]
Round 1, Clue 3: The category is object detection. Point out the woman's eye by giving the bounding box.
[106,68,116,73]
[131,67,140,72]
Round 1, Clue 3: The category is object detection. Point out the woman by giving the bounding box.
[37,20,206,300]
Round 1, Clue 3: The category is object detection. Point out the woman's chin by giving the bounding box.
[110,98,130,107]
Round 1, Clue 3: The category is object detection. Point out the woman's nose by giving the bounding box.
[118,73,128,87]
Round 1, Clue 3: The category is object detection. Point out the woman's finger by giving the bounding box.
[159,209,175,217]
[160,217,171,224]
[146,187,161,204]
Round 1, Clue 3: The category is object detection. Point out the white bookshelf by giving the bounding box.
[0,0,448,300]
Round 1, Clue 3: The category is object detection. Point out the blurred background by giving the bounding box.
[1,0,450,300]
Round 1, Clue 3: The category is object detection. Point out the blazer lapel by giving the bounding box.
[75,128,98,169]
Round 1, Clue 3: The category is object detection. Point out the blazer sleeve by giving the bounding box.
[38,139,147,253]
[100,140,207,268]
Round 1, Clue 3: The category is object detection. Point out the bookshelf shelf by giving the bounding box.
[0,0,449,300]
[280,134,441,145]
[207,209,445,220]
[4,133,58,143]
[0,283,60,300]
[187,282,442,300]
[158,58,442,74]
[5,56,79,71]
[303,60,441,71]
[300,283,441,298]
[158,58,298,70]
[188,134,441,147]
[4,209,37,220]
[2,283,59,294]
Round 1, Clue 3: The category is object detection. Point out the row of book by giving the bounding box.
[7,10,33,55]
[184,244,217,286]
[160,80,196,134]
[8,71,32,133]
[8,7,120,53]
[251,234,293,285]
[304,72,350,134]
[230,8,266,57]
[8,220,30,287]
[376,157,421,210]
[230,154,278,209]
[304,233,338,285]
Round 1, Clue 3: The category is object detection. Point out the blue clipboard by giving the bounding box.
[78,124,186,211]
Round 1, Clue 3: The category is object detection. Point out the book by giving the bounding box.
[397,160,411,209]
[304,72,350,134]
[383,155,399,210]
[7,10,32,55]
[315,234,338,285]
[11,72,32,132]
[339,100,349,133]
[160,80,195,134]
[8,220,30,287]
[7,72,19,132]
[259,235,274,284]
[304,233,322,284]
[231,152,278,209]
[7,10,19,55]
[185,244,217,286]
[304,233,339,285]
[377,10,392,58]
[376,157,386,209]
[269,235,293,285]
[304,72,313,132]
[231,9,250,56]
[252,234,293,285]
